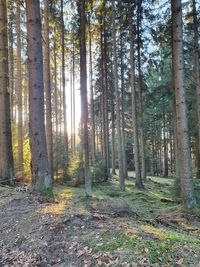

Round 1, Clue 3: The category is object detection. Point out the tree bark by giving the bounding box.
[88,0,96,166]
[112,0,125,191]
[192,0,200,179]
[25,0,52,190]
[8,4,14,123]
[72,40,76,154]
[163,109,168,177]
[79,0,92,196]
[171,0,196,207]
[136,0,146,182]
[128,4,144,189]
[100,0,109,180]
[61,0,68,177]
[0,0,14,186]
[17,3,24,171]
[120,52,127,179]
[43,0,53,179]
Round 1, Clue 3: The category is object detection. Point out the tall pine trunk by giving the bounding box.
[0,1,14,186]
[171,0,196,207]
[112,0,125,191]
[88,0,95,166]
[61,0,68,177]
[111,57,116,175]
[136,0,146,182]
[119,5,128,179]
[17,3,23,171]
[25,0,52,190]
[72,40,76,154]
[44,0,53,179]
[8,4,14,123]
[54,34,58,179]
[192,0,200,179]
[79,0,92,196]
[128,4,144,189]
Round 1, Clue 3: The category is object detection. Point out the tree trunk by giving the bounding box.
[171,0,196,207]
[61,0,68,177]
[25,0,52,190]
[53,33,58,179]
[120,18,128,179]
[44,0,53,179]
[100,0,109,180]
[17,3,24,171]
[8,5,14,123]
[103,0,110,177]
[111,93,116,175]
[110,55,116,175]
[112,0,125,191]
[136,0,146,182]
[88,0,96,166]
[0,1,14,186]
[128,4,144,189]
[192,0,200,179]
[163,110,168,177]
[79,0,92,196]
[72,40,76,154]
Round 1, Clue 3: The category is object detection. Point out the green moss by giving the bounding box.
[42,187,54,198]
[148,249,160,264]
[83,232,138,253]
[49,176,200,266]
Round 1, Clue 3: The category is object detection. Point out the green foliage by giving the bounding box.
[12,124,31,183]
[68,155,84,186]
[42,187,54,199]
[84,231,137,253]
[91,160,110,183]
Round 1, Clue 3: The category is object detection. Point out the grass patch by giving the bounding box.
[43,187,54,198]
[83,231,138,253]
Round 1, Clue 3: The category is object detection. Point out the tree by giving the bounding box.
[61,0,68,177]
[0,0,14,186]
[8,1,14,123]
[79,0,92,196]
[88,0,96,165]
[192,0,200,179]
[43,0,53,179]
[136,0,146,182]
[17,3,24,172]
[119,0,128,179]
[100,0,109,180]
[112,0,125,191]
[128,3,144,189]
[171,0,196,207]
[16,3,23,172]
[25,0,52,190]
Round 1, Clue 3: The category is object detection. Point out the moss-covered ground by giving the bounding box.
[0,176,200,266]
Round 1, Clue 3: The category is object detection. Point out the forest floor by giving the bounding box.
[0,175,200,267]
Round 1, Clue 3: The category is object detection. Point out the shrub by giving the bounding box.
[68,155,84,186]
[91,160,110,183]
